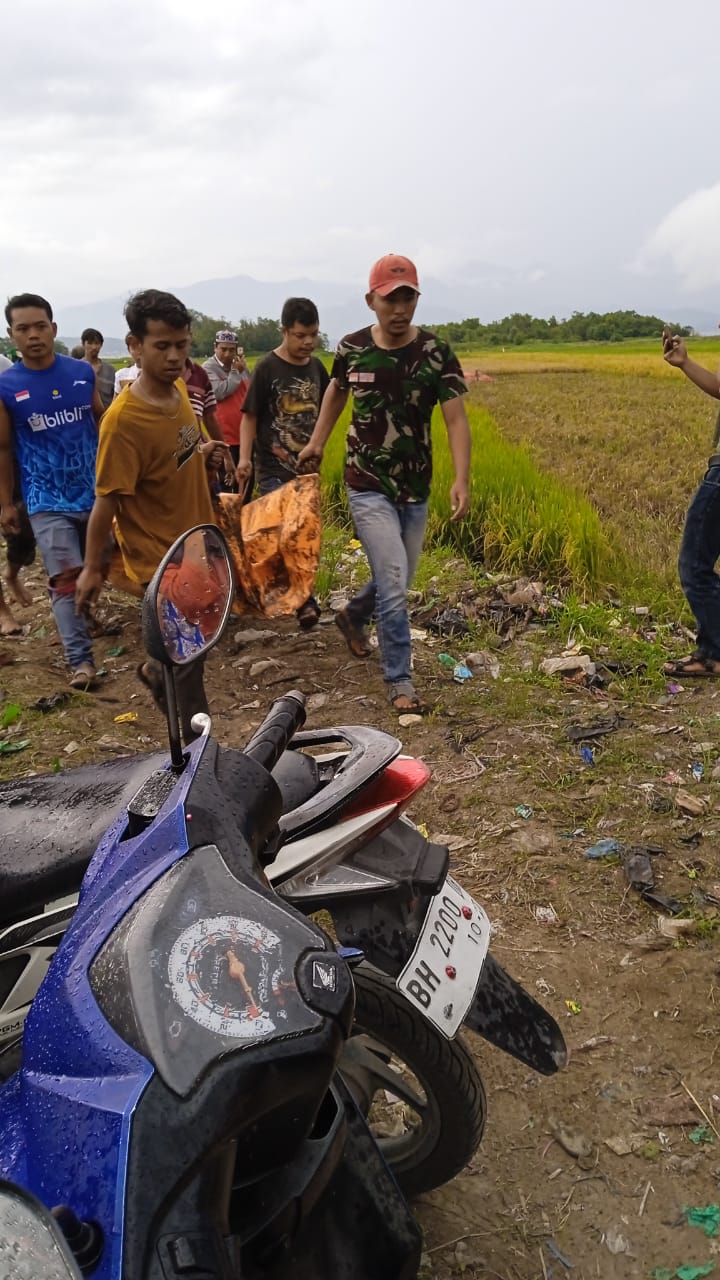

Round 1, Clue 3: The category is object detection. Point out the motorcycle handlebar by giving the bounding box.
[242,691,307,773]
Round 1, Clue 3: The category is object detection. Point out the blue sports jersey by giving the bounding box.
[0,354,98,515]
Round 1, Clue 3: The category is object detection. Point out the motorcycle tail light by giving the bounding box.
[340,757,430,822]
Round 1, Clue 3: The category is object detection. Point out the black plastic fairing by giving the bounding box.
[287,821,450,977]
[258,1074,421,1280]
[120,1046,343,1279]
[181,736,282,860]
[122,1072,421,1280]
[228,1082,347,1248]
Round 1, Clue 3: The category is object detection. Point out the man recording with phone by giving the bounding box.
[663,325,720,677]
[202,330,250,485]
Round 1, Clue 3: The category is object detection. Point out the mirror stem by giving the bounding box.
[163,667,185,771]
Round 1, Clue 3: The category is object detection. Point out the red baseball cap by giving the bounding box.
[368,254,420,297]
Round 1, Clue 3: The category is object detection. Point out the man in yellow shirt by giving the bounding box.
[76,289,220,741]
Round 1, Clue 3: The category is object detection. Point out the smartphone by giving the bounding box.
[662,324,674,354]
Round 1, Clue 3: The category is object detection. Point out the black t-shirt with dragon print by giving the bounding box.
[243,352,330,483]
[332,327,467,503]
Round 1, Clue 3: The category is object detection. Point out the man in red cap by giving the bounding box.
[298,254,470,714]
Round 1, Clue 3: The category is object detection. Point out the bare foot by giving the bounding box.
[5,572,32,608]
[0,604,21,636]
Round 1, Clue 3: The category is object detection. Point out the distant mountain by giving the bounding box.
[56,273,518,351]
[55,271,720,349]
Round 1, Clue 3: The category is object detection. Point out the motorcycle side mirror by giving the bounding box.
[0,1181,82,1279]
[142,524,235,769]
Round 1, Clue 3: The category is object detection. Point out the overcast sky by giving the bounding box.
[1,0,719,321]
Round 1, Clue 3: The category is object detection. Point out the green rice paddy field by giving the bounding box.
[320,337,720,608]
[113,335,720,604]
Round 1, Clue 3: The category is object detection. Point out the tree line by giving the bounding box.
[0,307,694,360]
[432,310,693,347]
[0,314,329,360]
[188,311,330,357]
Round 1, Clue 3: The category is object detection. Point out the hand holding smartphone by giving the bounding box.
[662,324,674,354]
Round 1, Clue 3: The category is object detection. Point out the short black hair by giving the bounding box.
[5,293,53,325]
[124,289,191,340]
[81,327,103,345]
[70,345,85,359]
[281,297,319,330]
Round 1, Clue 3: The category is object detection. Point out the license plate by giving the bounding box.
[397,877,490,1038]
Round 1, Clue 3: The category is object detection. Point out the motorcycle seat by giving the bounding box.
[0,753,166,924]
[0,748,322,927]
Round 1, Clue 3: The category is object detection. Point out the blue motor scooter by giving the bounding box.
[0,525,421,1279]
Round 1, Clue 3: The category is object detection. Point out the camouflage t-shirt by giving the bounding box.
[332,327,467,503]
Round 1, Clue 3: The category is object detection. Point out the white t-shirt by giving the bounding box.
[0,354,12,374]
[114,363,139,396]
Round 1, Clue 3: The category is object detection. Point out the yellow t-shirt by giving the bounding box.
[95,379,214,584]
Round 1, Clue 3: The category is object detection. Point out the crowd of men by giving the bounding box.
[0,255,472,731]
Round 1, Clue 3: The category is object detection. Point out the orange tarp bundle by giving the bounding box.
[105,474,321,617]
[215,474,322,617]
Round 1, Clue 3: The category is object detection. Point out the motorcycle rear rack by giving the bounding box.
[277,726,401,840]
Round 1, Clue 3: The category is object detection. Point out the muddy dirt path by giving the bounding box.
[1,568,719,1280]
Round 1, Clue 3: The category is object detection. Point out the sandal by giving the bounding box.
[390,695,432,715]
[387,682,432,716]
[297,600,321,631]
[136,661,168,713]
[335,607,372,658]
[69,662,97,691]
[662,653,720,678]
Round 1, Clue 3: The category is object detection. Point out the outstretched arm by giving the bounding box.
[664,338,720,399]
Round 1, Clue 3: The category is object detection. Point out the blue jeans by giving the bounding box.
[678,464,720,661]
[30,511,94,669]
[258,474,318,616]
[346,489,428,685]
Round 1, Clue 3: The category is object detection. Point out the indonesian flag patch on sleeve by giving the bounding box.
[14,391,30,402]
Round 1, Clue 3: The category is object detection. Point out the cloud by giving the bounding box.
[633,183,720,290]
[2,0,720,320]
[0,0,343,301]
